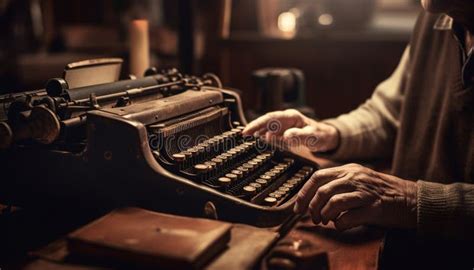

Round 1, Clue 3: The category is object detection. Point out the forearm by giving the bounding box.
[417,181,474,241]
[318,47,410,161]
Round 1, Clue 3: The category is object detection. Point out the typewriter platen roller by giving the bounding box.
[0,69,318,227]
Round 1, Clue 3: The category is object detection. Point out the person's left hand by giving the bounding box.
[294,163,418,230]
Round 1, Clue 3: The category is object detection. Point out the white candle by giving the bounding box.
[129,20,150,78]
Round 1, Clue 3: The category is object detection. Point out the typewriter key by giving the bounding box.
[194,164,209,173]
[255,178,268,185]
[242,185,257,195]
[243,163,255,170]
[231,170,243,178]
[249,182,262,190]
[225,173,238,181]
[274,190,286,196]
[283,183,295,189]
[269,193,282,199]
[217,177,232,187]
[284,158,295,165]
[237,126,245,131]
[270,169,282,175]
[172,153,186,162]
[302,166,314,173]
[211,158,223,166]
[294,173,306,178]
[275,165,286,171]
[278,187,290,193]
[265,172,277,179]
[252,158,263,165]
[248,161,258,166]
[231,128,241,134]
[182,151,192,158]
[260,175,272,181]
[263,197,277,206]
[297,170,309,177]
[205,161,217,169]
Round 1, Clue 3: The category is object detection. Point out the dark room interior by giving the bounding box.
[0,0,472,269]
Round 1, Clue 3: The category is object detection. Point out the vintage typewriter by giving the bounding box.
[0,64,318,227]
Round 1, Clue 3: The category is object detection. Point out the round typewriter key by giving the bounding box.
[255,178,268,185]
[225,173,238,181]
[231,170,243,178]
[263,197,278,206]
[172,153,186,162]
[189,148,199,156]
[284,158,295,165]
[231,128,241,133]
[249,182,262,190]
[275,190,286,196]
[243,163,254,169]
[275,165,286,171]
[260,175,272,181]
[252,158,263,165]
[287,179,299,185]
[211,158,223,166]
[283,183,295,189]
[194,164,209,173]
[248,161,258,166]
[269,193,282,199]
[217,177,232,187]
[294,173,305,178]
[271,168,282,175]
[256,155,267,160]
[265,172,277,179]
[278,187,290,193]
[242,185,257,195]
[205,161,216,169]
[298,170,309,177]
[237,126,245,131]
[302,166,314,173]
[182,151,192,158]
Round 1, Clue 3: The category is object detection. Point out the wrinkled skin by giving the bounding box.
[293,164,418,230]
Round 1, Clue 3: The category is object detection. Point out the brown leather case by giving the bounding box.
[67,207,232,269]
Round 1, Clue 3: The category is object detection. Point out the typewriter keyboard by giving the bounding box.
[150,125,315,207]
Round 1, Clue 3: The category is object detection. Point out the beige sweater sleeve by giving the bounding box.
[320,46,410,161]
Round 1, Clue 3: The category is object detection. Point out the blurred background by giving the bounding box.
[0,0,421,119]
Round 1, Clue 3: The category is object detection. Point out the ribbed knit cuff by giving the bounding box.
[416,180,472,240]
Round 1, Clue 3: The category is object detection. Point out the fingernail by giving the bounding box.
[293,202,300,213]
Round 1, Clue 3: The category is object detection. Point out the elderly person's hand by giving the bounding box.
[242,109,339,152]
[294,163,418,230]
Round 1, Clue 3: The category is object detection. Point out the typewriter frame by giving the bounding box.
[1,86,319,227]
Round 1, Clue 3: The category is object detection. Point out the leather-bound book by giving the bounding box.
[67,207,232,269]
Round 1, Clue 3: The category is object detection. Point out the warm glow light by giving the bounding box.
[278,12,297,33]
[318,13,334,26]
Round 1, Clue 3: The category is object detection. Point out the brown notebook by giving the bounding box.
[67,207,232,269]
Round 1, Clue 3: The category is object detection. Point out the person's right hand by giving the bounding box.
[242,109,340,153]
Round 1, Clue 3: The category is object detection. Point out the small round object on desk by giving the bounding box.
[278,186,290,193]
[255,178,268,185]
[217,177,232,187]
[242,185,257,196]
[269,193,282,199]
[172,153,186,162]
[194,164,210,173]
[225,173,238,182]
[263,196,278,206]
[249,182,262,190]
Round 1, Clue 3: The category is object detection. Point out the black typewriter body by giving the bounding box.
[0,71,318,227]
